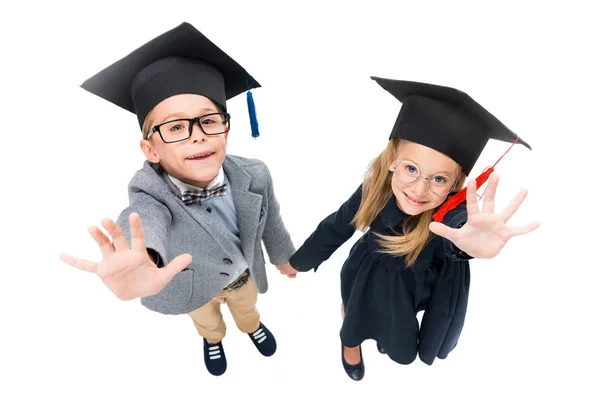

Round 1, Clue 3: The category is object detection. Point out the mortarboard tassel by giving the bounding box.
[247,90,260,138]
[432,136,520,223]
[245,72,260,138]
[432,167,495,222]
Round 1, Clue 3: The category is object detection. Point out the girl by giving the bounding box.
[276,77,540,381]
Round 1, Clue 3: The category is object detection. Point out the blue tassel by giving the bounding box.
[247,90,260,138]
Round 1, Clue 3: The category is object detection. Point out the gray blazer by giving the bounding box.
[117,155,296,315]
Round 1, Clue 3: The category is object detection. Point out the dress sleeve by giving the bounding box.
[440,203,473,260]
[289,185,363,272]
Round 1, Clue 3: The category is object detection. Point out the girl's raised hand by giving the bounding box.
[429,175,540,259]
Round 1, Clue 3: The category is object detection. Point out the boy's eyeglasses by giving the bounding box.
[393,160,456,196]
[147,112,231,143]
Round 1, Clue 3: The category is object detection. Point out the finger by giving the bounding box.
[465,179,480,217]
[482,174,499,214]
[509,220,540,237]
[160,254,193,286]
[129,213,146,252]
[102,218,129,252]
[429,221,458,242]
[88,226,115,258]
[500,188,529,222]
[60,253,98,273]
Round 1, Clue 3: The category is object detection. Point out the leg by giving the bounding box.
[227,277,260,333]
[228,277,276,357]
[188,294,228,376]
[188,295,227,344]
[341,303,362,365]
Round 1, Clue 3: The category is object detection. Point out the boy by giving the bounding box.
[60,22,295,376]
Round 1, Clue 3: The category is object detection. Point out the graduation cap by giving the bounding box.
[371,76,531,222]
[81,22,262,137]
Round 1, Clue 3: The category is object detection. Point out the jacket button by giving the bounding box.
[223,258,233,265]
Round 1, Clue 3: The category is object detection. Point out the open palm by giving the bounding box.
[429,175,540,259]
[60,213,192,300]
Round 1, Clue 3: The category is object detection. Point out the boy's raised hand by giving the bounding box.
[429,174,540,259]
[60,213,192,300]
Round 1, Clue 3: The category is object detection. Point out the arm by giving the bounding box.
[116,191,173,267]
[289,185,363,272]
[60,191,191,300]
[440,203,472,260]
[260,163,296,266]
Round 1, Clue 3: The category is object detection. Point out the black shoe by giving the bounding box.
[248,322,277,357]
[341,341,364,381]
[376,342,386,354]
[203,338,227,376]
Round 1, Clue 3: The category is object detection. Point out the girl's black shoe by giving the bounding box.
[341,341,364,381]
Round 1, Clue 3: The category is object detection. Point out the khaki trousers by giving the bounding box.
[187,277,260,344]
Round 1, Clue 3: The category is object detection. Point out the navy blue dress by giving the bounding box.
[290,185,471,365]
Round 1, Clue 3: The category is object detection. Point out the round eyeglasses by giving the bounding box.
[147,112,231,143]
[393,160,456,196]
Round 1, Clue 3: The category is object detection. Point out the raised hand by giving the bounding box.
[60,213,192,300]
[276,262,298,279]
[428,174,540,259]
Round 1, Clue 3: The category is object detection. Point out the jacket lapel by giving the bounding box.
[148,158,263,263]
[223,156,263,265]
[151,161,236,254]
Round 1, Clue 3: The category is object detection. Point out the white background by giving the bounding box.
[2,1,599,399]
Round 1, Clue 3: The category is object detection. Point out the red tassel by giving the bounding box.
[432,135,520,223]
[432,167,494,222]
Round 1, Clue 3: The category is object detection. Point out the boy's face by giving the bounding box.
[140,94,228,188]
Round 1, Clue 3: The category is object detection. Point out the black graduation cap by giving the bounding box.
[81,22,261,136]
[371,76,530,175]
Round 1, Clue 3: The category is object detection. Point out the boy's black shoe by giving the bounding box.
[248,322,277,357]
[203,338,227,376]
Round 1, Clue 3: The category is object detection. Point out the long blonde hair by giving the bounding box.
[351,139,466,267]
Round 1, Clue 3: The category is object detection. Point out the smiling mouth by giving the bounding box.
[404,192,428,205]
[186,151,215,160]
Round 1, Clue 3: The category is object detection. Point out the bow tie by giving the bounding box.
[182,183,227,205]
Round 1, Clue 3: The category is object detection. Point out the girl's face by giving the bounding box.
[140,94,228,188]
[389,141,460,215]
